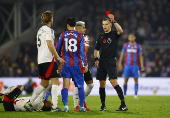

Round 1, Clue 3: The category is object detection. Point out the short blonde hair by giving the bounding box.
[103,18,112,23]
[41,11,53,25]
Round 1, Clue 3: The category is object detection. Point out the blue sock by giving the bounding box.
[45,91,51,100]
[61,88,68,106]
[123,85,127,95]
[78,87,85,107]
[135,83,138,95]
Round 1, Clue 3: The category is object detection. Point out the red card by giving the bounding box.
[106,11,110,16]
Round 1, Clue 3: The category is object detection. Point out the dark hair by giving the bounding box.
[65,17,76,27]
[129,33,135,36]
[103,18,112,23]
[41,11,53,25]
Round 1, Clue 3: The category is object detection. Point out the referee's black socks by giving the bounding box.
[114,85,125,106]
[99,87,106,106]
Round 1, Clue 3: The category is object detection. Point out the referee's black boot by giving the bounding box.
[99,105,106,111]
[116,105,128,111]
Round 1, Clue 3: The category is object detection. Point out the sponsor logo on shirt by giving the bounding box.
[127,49,137,52]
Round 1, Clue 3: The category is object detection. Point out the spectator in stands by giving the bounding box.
[24,76,34,94]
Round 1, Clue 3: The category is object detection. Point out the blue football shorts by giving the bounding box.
[123,65,140,78]
[61,65,84,88]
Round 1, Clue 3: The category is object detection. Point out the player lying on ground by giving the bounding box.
[73,21,94,111]
[118,33,145,100]
[0,85,52,111]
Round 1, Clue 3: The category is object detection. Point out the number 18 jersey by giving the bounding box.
[37,25,55,64]
[57,30,87,67]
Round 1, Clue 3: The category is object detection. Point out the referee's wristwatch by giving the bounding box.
[113,20,117,23]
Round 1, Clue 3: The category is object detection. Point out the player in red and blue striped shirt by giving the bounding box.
[57,17,88,112]
[119,33,145,100]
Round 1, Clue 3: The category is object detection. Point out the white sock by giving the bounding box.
[85,83,94,99]
[29,85,45,104]
[73,86,79,108]
[34,81,52,103]
[51,85,59,109]
[1,85,17,95]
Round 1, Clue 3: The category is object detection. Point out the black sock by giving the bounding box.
[99,87,106,106]
[114,85,125,106]
[8,88,21,99]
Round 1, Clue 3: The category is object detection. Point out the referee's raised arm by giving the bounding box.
[108,14,123,35]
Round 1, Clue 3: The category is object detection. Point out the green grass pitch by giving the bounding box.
[0,96,170,118]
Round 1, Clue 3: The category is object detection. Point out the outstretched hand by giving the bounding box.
[57,57,66,64]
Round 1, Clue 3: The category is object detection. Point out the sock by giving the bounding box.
[7,88,21,99]
[35,81,52,102]
[135,83,138,96]
[78,87,85,107]
[1,85,17,95]
[73,86,79,108]
[99,87,106,106]
[123,85,127,96]
[29,85,45,104]
[61,88,68,106]
[45,91,51,100]
[114,85,125,106]
[51,85,59,109]
[33,82,52,109]
[85,83,94,100]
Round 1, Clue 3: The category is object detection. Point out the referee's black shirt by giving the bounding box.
[95,30,121,58]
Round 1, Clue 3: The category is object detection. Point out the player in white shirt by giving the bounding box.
[0,84,52,111]
[24,11,65,112]
[73,21,94,111]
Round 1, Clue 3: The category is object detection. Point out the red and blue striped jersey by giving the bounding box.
[122,42,142,66]
[57,30,87,67]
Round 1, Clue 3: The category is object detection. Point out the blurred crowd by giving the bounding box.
[0,0,170,77]
[0,41,38,77]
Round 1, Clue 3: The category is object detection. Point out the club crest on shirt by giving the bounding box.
[107,38,112,44]
[103,39,106,43]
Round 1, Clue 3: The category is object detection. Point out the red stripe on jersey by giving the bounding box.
[125,44,128,65]
[77,34,84,74]
[61,33,65,65]
[45,57,54,79]
[130,45,134,66]
[69,31,74,66]
[136,44,139,66]
[84,44,87,66]
[4,95,15,102]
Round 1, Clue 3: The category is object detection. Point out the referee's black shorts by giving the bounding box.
[96,57,117,80]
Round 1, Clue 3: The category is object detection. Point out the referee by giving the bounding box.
[94,14,128,111]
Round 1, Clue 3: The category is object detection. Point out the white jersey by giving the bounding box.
[84,35,90,47]
[14,96,44,111]
[37,25,55,64]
